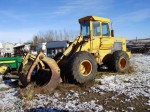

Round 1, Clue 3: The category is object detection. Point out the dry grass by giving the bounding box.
[18,62,137,101]
[126,62,137,74]
[18,83,40,109]
[0,87,10,91]
[18,83,37,100]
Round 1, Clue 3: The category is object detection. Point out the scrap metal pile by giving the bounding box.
[127,39,150,53]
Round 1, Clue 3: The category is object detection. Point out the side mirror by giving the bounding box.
[111,30,114,37]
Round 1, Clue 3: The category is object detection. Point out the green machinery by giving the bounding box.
[0,57,23,75]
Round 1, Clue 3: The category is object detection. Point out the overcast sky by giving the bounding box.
[0,0,150,42]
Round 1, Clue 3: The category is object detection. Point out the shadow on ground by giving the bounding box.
[25,107,77,112]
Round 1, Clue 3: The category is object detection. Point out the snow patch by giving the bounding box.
[92,54,150,105]
[28,93,103,112]
[0,88,22,111]
[92,73,150,99]
[0,83,9,88]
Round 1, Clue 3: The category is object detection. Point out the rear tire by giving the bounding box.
[112,51,129,73]
[68,51,97,84]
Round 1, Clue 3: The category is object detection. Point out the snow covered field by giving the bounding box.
[0,54,150,112]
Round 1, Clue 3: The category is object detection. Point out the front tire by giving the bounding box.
[68,51,97,84]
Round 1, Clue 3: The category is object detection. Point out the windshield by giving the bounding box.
[81,21,90,36]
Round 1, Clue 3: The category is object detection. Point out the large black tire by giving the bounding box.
[112,51,129,73]
[68,51,97,84]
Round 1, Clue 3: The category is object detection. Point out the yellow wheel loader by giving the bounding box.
[19,16,131,93]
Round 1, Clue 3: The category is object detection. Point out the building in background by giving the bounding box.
[37,42,47,55]
[46,41,69,58]
[0,43,3,57]
[0,42,15,57]
[13,43,31,57]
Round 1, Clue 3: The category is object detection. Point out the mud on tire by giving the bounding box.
[68,51,97,84]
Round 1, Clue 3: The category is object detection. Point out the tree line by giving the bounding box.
[32,29,79,47]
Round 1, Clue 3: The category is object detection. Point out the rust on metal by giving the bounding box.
[26,52,42,82]
[36,56,60,93]
[18,52,45,74]
[19,51,61,94]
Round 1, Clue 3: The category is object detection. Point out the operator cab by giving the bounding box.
[79,16,113,40]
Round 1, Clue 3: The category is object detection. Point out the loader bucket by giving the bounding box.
[19,51,60,94]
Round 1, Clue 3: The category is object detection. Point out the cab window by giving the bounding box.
[81,21,90,36]
[102,23,110,36]
[93,21,100,36]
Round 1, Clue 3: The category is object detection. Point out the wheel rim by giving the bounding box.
[79,60,92,76]
[119,57,126,69]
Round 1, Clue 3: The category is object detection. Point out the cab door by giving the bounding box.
[91,21,101,51]
[100,23,114,50]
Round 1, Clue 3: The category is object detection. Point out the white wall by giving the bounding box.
[37,43,47,55]
[0,43,3,49]
[2,43,15,54]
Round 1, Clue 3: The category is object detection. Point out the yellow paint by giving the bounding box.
[22,52,45,72]
[79,60,92,76]
[0,65,8,75]
[24,16,130,76]
[79,16,110,23]
[58,16,131,65]
[0,60,16,64]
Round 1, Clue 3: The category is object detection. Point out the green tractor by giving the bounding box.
[0,57,23,75]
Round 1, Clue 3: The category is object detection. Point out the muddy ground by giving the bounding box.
[0,54,150,112]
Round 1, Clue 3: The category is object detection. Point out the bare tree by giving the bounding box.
[33,36,38,46]
[32,29,79,43]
